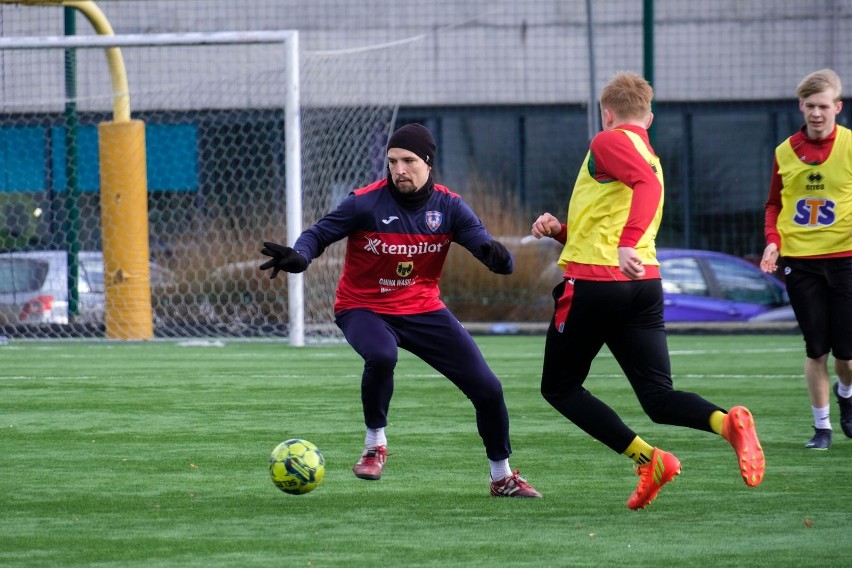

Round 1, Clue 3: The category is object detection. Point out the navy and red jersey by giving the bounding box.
[293,178,505,315]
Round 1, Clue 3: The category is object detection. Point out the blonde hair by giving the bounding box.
[796,69,842,101]
[599,71,654,120]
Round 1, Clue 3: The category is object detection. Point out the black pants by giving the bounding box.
[784,256,852,360]
[541,278,722,454]
[336,307,512,460]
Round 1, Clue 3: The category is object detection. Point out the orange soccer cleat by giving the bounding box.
[722,406,765,486]
[627,447,681,510]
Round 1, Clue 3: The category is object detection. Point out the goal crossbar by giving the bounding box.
[0,30,297,50]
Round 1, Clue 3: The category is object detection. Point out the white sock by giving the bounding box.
[489,459,512,481]
[837,381,852,399]
[365,427,386,448]
[812,405,832,430]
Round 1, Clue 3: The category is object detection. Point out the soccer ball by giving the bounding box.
[269,438,325,495]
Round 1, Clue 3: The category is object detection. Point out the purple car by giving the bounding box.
[657,248,790,322]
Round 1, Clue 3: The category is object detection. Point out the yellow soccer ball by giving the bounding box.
[269,439,325,495]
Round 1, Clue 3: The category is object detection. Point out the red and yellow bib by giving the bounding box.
[558,129,664,269]
[776,125,852,256]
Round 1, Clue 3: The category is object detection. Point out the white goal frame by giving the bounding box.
[0,31,307,346]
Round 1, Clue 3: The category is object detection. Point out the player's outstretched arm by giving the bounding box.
[479,239,514,275]
[259,241,309,279]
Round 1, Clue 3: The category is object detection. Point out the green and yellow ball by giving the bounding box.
[269,438,325,495]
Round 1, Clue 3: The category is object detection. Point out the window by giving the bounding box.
[0,258,49,293]
[659,257,709,296]
[706,257,782,306]
[79,258,104,294]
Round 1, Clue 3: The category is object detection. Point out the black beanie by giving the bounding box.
[387,123,435,166]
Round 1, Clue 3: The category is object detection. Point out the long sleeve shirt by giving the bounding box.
[294,179,509,314]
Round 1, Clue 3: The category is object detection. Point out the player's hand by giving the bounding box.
[480,239,514,275]
[531,212,562,239]
[259,241,309,278]
[760,243,779,273]
[617,246,645,280]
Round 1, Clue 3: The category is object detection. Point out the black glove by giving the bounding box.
[480,239,513,275]
[259,241,309,278]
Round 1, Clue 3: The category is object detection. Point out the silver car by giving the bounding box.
[0,250,173,324]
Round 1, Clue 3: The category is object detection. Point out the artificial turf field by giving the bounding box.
[1,334,850,567]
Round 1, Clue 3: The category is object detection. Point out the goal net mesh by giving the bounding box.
[0,34,416,340]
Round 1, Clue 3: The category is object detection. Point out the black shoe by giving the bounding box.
[804,427,832,450]
[833,382,852,438]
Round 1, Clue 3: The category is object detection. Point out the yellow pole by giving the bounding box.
[72,1,152,339]
[98,120,152,339]
[1,1,129,119]
[61,0,130,121]
[3,0,152,339]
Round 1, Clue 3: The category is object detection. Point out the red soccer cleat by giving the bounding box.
[627,447,681,510]
[490,470,542,498]
[352,446,387,480]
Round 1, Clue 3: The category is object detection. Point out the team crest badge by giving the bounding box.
[425,210,443,231]
[396,262,414,277]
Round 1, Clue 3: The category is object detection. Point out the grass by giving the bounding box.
[1,334,850,567]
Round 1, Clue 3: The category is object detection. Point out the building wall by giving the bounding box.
[0,0,849,111]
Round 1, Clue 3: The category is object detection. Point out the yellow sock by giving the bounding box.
[709,410,726,436]
[623,436,655,465]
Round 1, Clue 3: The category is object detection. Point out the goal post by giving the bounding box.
[283,31,305,347]
[1,0,148,341]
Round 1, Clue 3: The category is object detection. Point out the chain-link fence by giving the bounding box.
[0,0,848,339]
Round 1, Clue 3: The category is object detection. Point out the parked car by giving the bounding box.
[657,248,790,322]
[514,238,792,323]
[0,250,175,324]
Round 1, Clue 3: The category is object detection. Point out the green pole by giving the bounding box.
[64,7,81,319]
[643,0,655,144]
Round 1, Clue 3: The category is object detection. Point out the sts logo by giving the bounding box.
[792,197,835,227]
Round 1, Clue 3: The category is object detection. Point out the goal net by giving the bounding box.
[0,31,412,342]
